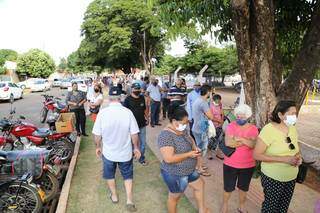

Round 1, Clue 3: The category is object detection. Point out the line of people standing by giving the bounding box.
[89,75,303,213]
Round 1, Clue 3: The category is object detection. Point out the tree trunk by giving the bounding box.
[231,0,277,128]
[277,0,320,111]
[231,0,320,127]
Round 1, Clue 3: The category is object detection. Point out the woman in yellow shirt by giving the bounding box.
[254,100,302,213]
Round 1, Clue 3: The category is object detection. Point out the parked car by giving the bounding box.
[52,79,62,87]
[60,79,72,89]
[17,78,38,89]
[30,80,50,92]
[0,81,23,102]
[67,79,88,92]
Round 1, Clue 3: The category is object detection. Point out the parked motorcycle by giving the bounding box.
[40,95,68,123]
[0,148,60,203]
[0,153,44,213]
[0,116,74,162]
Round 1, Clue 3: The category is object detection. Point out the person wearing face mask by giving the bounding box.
[146,78,163,127]
[221,104,259,213]
[123,83,149,166]
[254,100,302,213]
[88,84,103,122]
[158,104,210,213]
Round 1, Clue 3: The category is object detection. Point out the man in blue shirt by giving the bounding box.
[186,81,201,137]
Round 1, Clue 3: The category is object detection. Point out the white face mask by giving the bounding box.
[176,124,187,132]
[284,115,297,126]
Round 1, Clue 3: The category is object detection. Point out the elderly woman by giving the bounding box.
[221,104,259,213]
[66,82,88,136]
[158,104,209,213]
[254,100,302,213]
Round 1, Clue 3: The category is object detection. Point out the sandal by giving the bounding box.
[237,208,248,213]
[202,166,208,170]
[216,155,224,160]
[199,170,211,177]
[126,203,137,212]
[109,193,119,204]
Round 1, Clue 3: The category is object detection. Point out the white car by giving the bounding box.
[17,78,39,89]
[67,79,88,92]
[60,79,72,89]
[0,82,23,102]
[52,79,62,87]
[30,80,50,92]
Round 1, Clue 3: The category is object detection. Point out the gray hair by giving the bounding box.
[234,104,252,119]
[108,95,121,102]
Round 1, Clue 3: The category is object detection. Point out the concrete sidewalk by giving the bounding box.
[146,121,320,213]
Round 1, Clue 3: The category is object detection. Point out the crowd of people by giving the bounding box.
[69,75,303,213]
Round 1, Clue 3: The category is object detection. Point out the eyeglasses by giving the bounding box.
[286,137,295,150]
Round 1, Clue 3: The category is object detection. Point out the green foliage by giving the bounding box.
[0,49,18,67]
[155,44,238,77]
[0,66,5,74]
[78,0,166,72]
[58,58,67,71]
[0,49,18,74]
[16,49,55,78]
[159,0,317,75]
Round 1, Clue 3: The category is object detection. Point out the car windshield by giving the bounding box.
[35,81,44,84]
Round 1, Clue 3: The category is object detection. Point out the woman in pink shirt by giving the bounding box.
[221,104,259,213]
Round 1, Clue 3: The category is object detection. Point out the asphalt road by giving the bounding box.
[0,87,68,127]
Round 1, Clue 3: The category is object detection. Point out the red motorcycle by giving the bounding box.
[0,116,75,162]
[40,95,68,123]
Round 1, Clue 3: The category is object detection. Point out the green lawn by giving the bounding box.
[67,120,196,213]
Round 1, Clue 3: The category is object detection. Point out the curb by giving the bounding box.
[55,136,82,213]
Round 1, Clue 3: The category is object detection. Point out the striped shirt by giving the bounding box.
[168,86,187,101]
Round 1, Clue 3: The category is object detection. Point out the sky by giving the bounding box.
[0,0,227,64]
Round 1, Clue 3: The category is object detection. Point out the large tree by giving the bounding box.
[159,0,320,127]
[0,49,18,74]
[17,49,55,78]
[155,44,238,81]
[78,0,166,74]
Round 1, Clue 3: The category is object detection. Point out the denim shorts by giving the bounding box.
[102,155,133,180]
[161,169,200,193]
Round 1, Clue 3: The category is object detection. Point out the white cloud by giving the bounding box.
[0,0,92,63]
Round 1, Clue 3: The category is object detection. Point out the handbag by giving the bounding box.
[89,106,100,114]
[296,161,314,184]
[218,132,235,157]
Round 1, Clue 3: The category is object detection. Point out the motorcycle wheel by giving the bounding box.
[34,171,59,203]
[0,182,43,213]
[40,108,48,123]
[51,139,74,162]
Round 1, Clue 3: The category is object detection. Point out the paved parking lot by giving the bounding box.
[0,87,67,127]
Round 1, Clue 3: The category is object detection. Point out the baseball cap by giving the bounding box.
[131,83,141,89]
[109,86,122,96]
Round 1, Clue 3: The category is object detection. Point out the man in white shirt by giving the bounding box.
[92,86,141,212]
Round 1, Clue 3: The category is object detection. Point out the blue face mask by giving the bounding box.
[236,119,247,126]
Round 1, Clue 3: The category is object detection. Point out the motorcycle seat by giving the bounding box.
[33,128,51,138]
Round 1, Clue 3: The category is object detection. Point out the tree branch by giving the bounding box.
[277,0,320,110]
